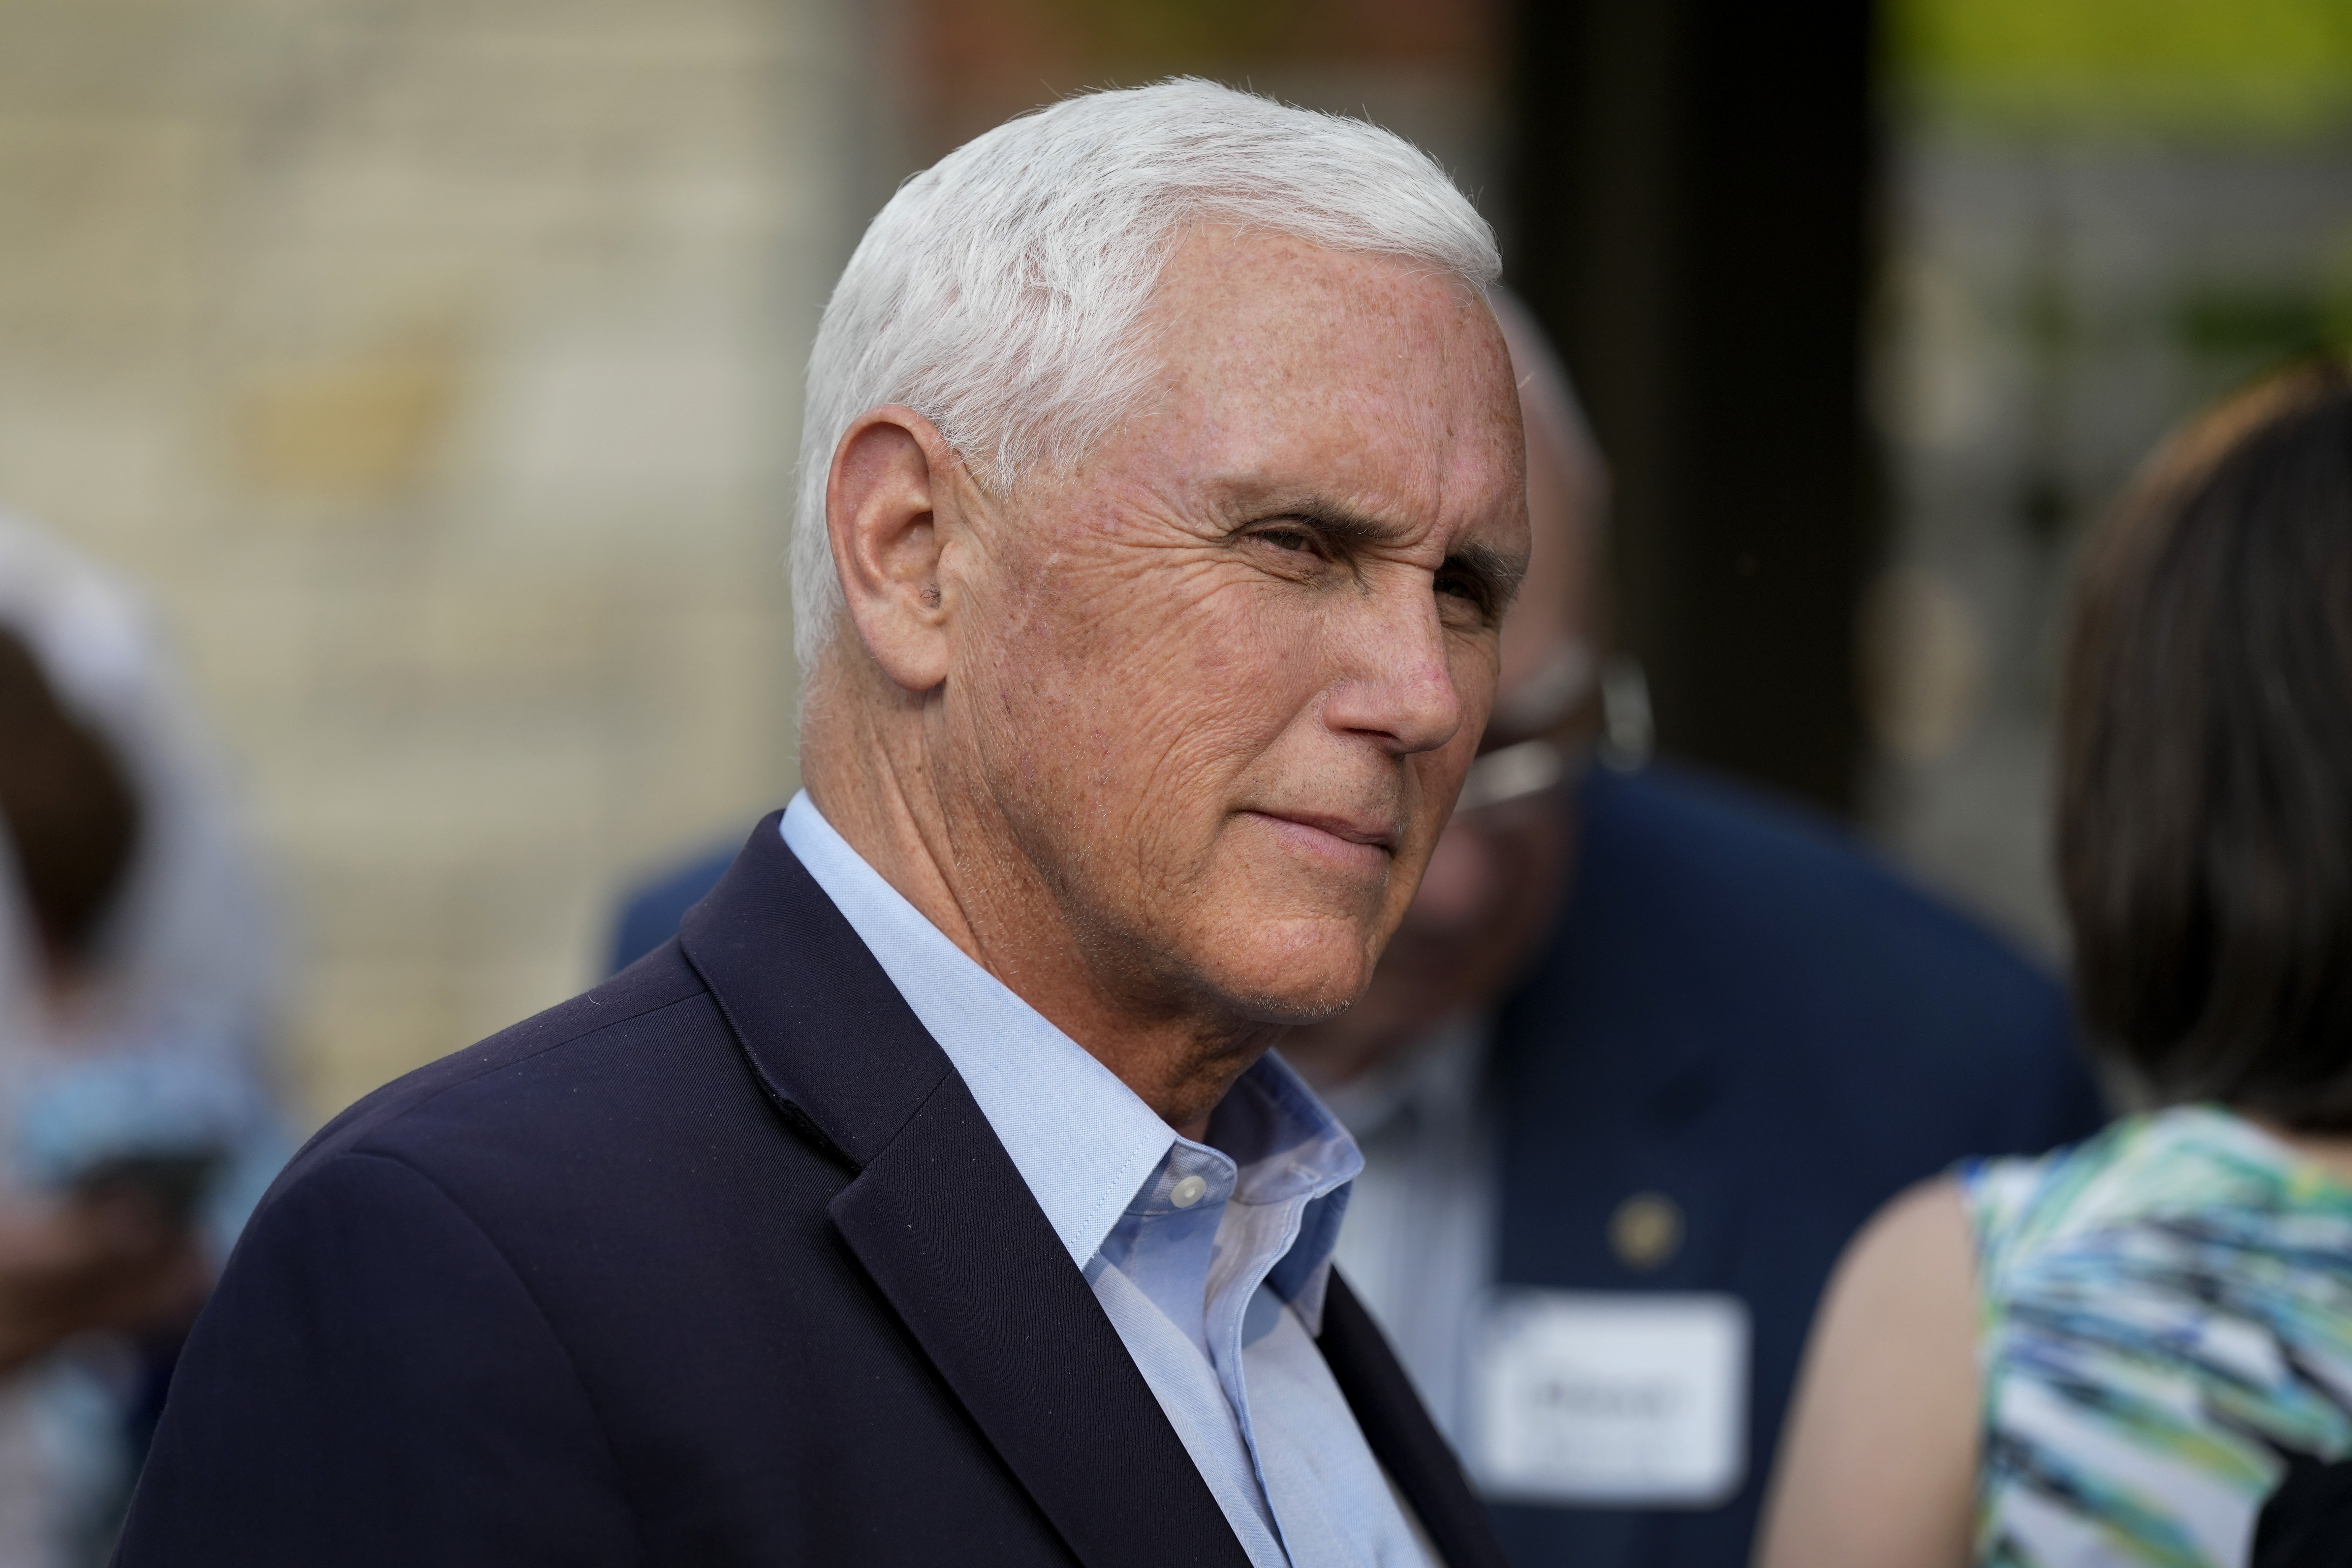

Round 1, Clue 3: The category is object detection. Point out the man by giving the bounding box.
[608,301,2107,1568]
[114,83,1526,1567]
[1277,299,2108,1568]
[608,286,2107,1568]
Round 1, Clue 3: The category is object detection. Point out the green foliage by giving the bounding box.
[1891,0,2352,136]
[2172,286,2333,360]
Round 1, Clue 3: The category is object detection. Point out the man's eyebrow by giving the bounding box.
[1244,497,1529,603]
[1260,499,1410,545]
[1444,540,1529,606]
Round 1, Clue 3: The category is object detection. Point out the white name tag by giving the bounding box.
[1466,1289,1749,1507]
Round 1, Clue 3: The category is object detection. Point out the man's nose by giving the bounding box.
[1320,588,1467,755]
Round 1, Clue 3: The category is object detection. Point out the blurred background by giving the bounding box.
[0,0,2346,1124]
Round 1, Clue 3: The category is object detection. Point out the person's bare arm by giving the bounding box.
[1753,1176,1982,1568]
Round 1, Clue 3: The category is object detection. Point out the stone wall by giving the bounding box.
[0,0,866,1119]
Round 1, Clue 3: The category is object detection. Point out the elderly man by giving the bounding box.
[115,83,1523,1568]
[1275,301,2106,1568]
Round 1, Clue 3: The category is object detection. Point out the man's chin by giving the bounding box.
[1195,943,1378,1029]
[1238,988,1361,1028]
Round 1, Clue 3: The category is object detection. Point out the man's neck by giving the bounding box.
[799,666,1278,1137]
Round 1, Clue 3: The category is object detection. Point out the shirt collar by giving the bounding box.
[780,793,1365,1300]
[1213,1050,1362,1325]
[781,792,1175,1268]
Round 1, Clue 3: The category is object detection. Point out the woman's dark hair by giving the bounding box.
[0,626,141,973]
[2059,357,2352,1129]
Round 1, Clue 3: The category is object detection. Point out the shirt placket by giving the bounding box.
[1209,1193,1310,1523]
[1107,1144,1241,1357]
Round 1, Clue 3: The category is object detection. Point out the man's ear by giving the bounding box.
[825,406,960,694]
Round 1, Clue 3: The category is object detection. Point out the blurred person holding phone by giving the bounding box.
[605,294,2107,1568]
[1758,358,2352,1568]
[0,517,287,1567]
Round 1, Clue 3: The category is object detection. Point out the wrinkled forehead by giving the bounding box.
[1128,230,1526,542]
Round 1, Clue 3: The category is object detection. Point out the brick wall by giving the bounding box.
[0,0,865,1119]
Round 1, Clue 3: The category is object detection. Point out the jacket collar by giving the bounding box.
[678,813,1252,1568]
[776,793,1178,1267]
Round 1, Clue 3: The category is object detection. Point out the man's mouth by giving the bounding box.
[1243,809,1399,870]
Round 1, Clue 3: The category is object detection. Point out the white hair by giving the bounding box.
[790,78,1502,672]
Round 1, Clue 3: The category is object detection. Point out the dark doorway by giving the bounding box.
[1510,0,1880,816]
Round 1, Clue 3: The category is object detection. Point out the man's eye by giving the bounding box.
[1434,572,1481,602]
[1258,528,1317,555]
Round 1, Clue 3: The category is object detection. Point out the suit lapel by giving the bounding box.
[1317,1272,1511,1568]
[681,816,1251,1568]
[831,1075,1253,1568]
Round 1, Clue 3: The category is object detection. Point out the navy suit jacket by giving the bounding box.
[116,817,1505,1568]
[602,768,2104,1568]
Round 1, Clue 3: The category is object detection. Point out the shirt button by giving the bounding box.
[1169,1174,1209,1209]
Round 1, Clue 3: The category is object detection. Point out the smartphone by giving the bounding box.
[70,1151,225,1233]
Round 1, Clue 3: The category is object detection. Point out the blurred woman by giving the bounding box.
[0,516,287,1567]
[1756,360,2352,1568]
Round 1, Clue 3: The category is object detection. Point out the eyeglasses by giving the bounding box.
[1451,647,1651,818]
[1452,641,1597,817]
[1455,734,1583,816]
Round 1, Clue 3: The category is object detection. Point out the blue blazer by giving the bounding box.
[601,768,2104,1568]
[117,819,1505,1568]
[1482,765,2102,1568]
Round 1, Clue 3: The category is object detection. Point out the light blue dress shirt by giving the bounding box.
[781,793,1438,1568]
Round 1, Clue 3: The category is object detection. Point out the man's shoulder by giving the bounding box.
[1575,761,2056,1008]
[269,943,750,1212]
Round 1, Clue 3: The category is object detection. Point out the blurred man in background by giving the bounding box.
[0,516,288,1568]
[609,292,2107,1568]
[1275,297,2106,1568]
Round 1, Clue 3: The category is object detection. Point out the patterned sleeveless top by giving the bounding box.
[1960,1107,2352,1567]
